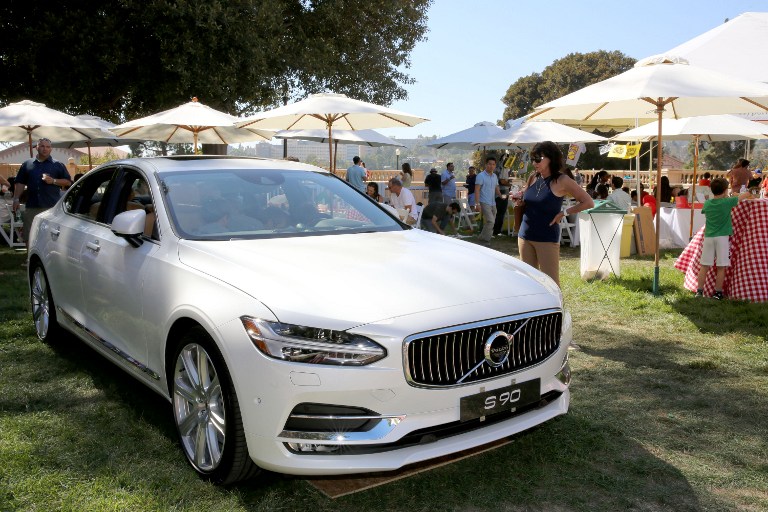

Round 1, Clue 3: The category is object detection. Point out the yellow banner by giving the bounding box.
[608,144,641,159]
[624,144,641,159]
[607,144,627,158]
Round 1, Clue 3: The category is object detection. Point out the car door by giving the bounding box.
[79,166,160,370]
[43,167,118,326]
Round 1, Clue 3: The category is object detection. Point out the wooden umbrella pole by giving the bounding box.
[334,140,338,174]
[653,100,664,295]
[27,131,33,158]
[689,135,699,239]
[88,142,93,170]
[194,132,199,155]
[327,123,333,173]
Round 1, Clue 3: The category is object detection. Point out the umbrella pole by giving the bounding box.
[689,135,699,240]
[334,140,338,172]
[88,142,93,170]
[327,124,334,173]
[28,131,33,158]
[194,133,199,155]
[652,101,663,295]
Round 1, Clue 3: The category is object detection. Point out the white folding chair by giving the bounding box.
[456,197,479,232]
[412,204,424,229]
[559,209,577,247]
[1,203,24,248]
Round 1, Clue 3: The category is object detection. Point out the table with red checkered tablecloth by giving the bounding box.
[674,199,768,302]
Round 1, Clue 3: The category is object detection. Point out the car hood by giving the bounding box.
[177,230,560,330]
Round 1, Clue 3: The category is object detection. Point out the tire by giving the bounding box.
[170,327,260,484]
[30,264,61,343]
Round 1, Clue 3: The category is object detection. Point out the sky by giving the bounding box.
[378,0,767,139]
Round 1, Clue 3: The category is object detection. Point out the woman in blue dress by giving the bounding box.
[517,141,593,286]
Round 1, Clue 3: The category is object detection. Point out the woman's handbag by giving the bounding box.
[514,201,525,232]
[514,173,537,232]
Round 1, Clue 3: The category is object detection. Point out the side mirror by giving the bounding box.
[111,209,146,247]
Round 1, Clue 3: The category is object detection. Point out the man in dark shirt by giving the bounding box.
[464,166,477,206]
[420,201,460,235]
[13,138,72,248]
[424,168,442,204]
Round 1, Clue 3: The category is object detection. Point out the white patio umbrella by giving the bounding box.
[0,100,109,157]
[113,98,274,153]
[236,92,428,172]
[426,121,504,149]
[473,120,607,147]
[274,128,404,169]
[614,114,768,239]
[529,54,768,293]
[50,115,135,169]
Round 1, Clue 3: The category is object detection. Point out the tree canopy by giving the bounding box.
[0,1,431,122]
[500,50,636,122]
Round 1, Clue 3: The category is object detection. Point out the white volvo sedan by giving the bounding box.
[27,156,572,484]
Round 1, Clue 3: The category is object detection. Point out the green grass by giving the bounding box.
[1,241,767,511]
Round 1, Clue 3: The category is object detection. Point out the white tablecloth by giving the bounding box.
[658,207,705,249]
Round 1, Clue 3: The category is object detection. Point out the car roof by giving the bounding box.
[107,155,330,175]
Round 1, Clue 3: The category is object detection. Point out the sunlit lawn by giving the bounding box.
[1,240,766,511]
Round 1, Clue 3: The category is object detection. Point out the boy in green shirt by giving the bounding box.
[696,177,751,299]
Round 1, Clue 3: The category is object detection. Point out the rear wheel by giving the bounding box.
[170,327,259,484]
[30,264,61,343]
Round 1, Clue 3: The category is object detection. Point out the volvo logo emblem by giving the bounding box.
[484,331,512,367]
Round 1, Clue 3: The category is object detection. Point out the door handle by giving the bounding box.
[50,227,61,240]
[86,240,100,252]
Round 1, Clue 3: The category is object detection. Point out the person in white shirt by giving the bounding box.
[607,176,632,211]
[388,177,418,224]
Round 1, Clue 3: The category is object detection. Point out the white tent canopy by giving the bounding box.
[665,12,768,84]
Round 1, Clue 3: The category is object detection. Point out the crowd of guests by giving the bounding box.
[347,149,768,292]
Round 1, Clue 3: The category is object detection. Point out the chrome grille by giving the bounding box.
[404,311,562,387]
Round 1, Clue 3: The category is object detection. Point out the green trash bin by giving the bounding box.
[578,200,627,279]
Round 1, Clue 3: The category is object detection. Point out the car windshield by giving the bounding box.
[160,168,403,239]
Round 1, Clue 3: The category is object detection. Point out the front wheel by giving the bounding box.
[170,327,259,484]
[30,264,61,343]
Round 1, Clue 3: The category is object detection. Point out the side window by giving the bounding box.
[63,168,116,221]
[112,169,158,241]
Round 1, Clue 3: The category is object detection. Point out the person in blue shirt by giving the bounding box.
[345,156,366,192]
[13,138,72,248]
[441,162,457,203]
[473,157,500,246]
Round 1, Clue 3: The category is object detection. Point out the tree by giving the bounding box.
[501,50,636,122]
[697,141,746,171]
[0,1,431,121]
[500,51,637,170]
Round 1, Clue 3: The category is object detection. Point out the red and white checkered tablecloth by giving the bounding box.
[674,199,768,302]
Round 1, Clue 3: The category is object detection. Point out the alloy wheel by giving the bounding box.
[172,343,226,472]
[31,266,50,340]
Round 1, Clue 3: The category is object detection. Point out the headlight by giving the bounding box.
[240,317,386,366]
